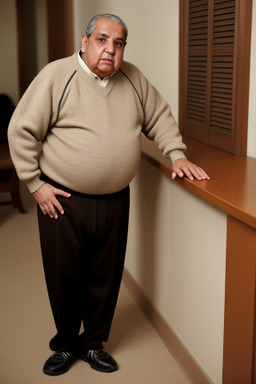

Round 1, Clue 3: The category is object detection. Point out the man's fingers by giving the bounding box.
[39,202,57,219]
[172,159,210,181]
[34,184,72,219]
[52,198,65,217]
[48,202,59,219]
[172,170,184,179]
[54,188,71,198]
[199,167,210,180]
[39,197,67,219]
[52,189,71,217]
[39,204,47,216]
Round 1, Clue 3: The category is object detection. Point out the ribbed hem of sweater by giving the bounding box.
[26,177,45,194]
[169,150,187,164]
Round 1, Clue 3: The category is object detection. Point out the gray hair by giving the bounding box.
[86,14,128,41]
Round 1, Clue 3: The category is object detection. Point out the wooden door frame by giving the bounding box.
[16,0,74,97]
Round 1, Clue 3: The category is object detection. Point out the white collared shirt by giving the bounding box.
[78,51,111,88]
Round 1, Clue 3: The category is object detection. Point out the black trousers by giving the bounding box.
[37,176,130,353]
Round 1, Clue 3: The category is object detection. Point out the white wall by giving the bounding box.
[127,160,227,384]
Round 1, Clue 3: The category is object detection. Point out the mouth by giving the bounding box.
[100,58,113,65]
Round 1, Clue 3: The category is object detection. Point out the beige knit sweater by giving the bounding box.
[8,52,186,195]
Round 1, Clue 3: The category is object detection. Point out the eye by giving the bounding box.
[115,41,124,48]
[97,37,106,43]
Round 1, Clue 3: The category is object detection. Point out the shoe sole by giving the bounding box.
[79,356,118,373]
[43,357,77,376]
[43,366,70,376]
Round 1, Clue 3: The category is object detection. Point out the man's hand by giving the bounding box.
[33,183,71,219]
[172,158,210,181]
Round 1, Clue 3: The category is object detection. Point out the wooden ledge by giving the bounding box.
[141,136,256,230]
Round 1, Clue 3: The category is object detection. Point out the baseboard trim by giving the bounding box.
[123,269,212,384]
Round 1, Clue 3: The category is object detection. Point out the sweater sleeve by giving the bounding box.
[142,78,186,162]
[8,72,54,193]
[124,63,187,163]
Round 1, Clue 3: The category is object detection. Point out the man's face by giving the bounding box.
[81,18,126,79]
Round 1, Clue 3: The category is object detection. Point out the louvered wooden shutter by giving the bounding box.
[186,0,208,142]
[179,0,252,155]
[209,0,236,152]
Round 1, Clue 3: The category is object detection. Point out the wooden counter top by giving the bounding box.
[142,136,256,229]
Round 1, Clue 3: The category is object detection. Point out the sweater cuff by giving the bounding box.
[26,177,45,194]
[169,150,187,164]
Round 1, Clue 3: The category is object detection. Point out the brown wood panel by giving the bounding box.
[141,136,256,229]
[47,0,74,62]
[16,0,38,96]
[234,0,253,155]
[16,0,74,96]
[47,0,65,62]
[16,0,25,97]
[179,0,188,135]
[64,0,74,57]
[223,215,256,383]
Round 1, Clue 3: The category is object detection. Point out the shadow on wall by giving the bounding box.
[133,158,163,302]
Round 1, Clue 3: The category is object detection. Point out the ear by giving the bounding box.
[81,34,88,53]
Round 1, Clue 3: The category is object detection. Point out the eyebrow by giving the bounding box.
[96,32,126,42]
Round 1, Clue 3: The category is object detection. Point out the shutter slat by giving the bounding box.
[211,121,232,131]
[187,1,208,123]
[187,0,235,129]
[211,111,232,119]
[213,0,236,46]
[211,104,232,112]
[188,0,208,47]
[187,51,207,123]
[188,89,206,96]
[210,21,234,134]
[210,49,234,133]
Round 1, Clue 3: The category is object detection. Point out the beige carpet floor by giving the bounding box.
[0,184,191,384]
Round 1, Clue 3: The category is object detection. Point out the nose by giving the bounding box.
[105,40,115,55]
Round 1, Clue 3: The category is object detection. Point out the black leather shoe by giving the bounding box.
[43,351,77,376]
[79,349,118,372]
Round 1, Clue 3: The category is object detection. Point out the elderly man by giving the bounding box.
[8,13,209,376]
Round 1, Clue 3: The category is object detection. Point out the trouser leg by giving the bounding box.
[79,187,130,350]
[37,180,130,353]
[37,198,86,353]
